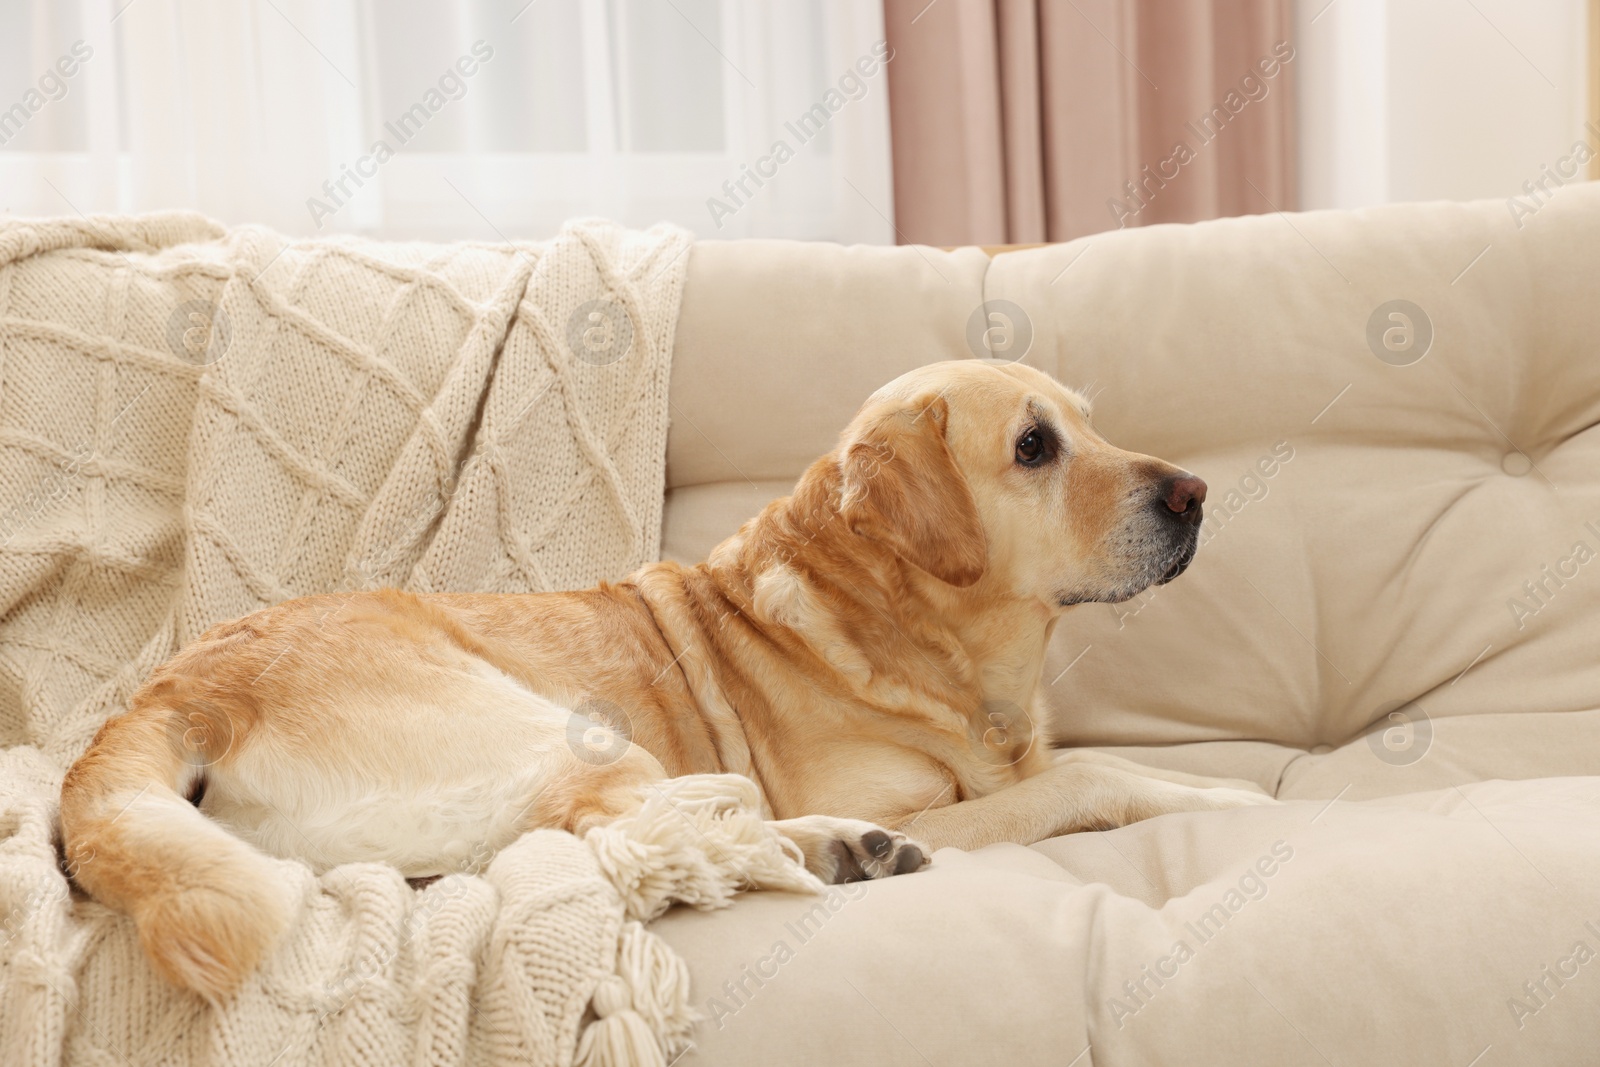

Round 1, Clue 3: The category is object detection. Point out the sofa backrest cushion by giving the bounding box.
[663,187,1600,753]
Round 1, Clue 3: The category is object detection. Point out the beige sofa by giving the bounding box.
[652,186,1600,1064]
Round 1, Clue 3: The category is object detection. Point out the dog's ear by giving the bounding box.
[838,395,987,587]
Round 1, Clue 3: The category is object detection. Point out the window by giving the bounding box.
[0,0,895,243]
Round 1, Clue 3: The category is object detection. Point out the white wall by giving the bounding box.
[1295,0,1590,209]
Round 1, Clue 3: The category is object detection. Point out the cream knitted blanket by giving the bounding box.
[0,215,821,1065]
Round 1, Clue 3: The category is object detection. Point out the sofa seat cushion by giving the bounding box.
[1083,707,1600,801]
[656,777,1600,1066]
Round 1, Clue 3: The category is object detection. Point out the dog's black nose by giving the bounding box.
[1162,475,1207,524]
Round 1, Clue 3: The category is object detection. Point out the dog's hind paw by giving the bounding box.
[770,816,931,883]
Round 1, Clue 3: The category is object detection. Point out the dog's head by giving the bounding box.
[837,360,1205,608]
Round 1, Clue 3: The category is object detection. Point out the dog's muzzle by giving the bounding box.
[1156,532,1198,585]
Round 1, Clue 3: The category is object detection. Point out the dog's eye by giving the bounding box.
[1015,430,1048,467]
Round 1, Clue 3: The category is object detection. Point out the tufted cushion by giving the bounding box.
[663,186,1600,799]
[655,778,1600,1066]
[657,190,1600,1067]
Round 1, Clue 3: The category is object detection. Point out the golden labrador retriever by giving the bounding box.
[59,359,1271,1001]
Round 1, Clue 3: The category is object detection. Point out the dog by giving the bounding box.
[59,358,1272,1001]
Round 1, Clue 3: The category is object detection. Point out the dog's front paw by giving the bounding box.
[827,826,930,883]
[771,816,931,883]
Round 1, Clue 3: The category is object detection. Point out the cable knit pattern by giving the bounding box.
[0,213,815,1064]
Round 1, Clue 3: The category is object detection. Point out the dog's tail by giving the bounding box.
[58,694,295,1002]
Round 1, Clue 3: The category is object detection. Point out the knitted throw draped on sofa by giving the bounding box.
[0,215,822,1065]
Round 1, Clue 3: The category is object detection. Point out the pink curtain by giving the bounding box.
[883,0,1298,245]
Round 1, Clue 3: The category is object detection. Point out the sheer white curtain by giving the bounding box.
[0,0,895,242]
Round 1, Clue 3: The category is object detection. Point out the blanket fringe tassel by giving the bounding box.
[575,924,690,1067]
[577,773,824,1064]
